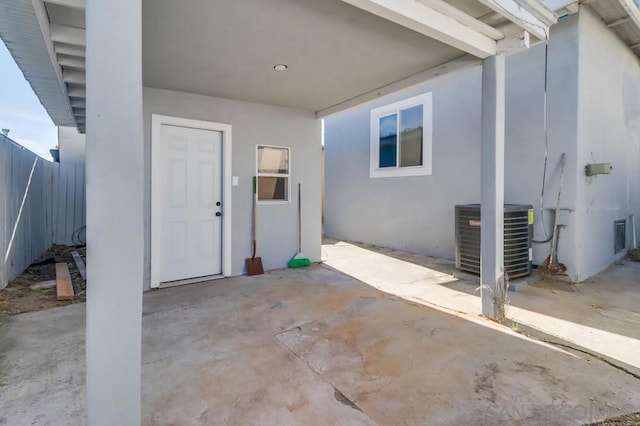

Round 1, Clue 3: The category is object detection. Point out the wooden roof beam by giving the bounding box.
[50,24,86,47]
[339,0,498,58]
[476,0,554,40]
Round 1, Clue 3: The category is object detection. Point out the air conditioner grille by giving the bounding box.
[455,204,533,279]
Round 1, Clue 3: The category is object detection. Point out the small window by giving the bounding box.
[257,145,290,202]
[370,92,432,178]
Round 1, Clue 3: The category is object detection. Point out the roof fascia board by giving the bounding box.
[30,0,76,125]
[417,0,504,40]
[514,0,558,25]
[476,0,553,40]
[339,0,498,58]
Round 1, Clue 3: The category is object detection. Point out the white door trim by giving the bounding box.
[150,114,233,289]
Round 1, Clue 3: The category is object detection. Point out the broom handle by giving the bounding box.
[298,183,302,253]
[252,177,257,259]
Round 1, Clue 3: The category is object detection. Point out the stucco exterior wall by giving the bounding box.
[574,8,640,280]
[324,65,483,260]
[143,87,322,290]
[504,16,581,278]
[58,126,86,164]
[324,16,584,280]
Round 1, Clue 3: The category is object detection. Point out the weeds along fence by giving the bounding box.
[0,135,85,289]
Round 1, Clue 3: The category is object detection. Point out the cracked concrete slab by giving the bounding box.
[275,289,640,424]
[1,248,639,425]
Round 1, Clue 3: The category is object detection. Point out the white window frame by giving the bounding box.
[256,144,291,205]
[369,92,433,178]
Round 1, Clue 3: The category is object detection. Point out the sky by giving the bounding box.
[0,40,57,159]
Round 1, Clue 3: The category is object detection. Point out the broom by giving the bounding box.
[288,183,311,268]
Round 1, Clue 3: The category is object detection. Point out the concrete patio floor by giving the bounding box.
[323,240,640,374]
[1,242,639,425]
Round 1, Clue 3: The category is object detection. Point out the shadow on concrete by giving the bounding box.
[1,252,640,424]
[321,239,640,376]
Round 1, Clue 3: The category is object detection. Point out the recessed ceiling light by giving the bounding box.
[274,64,288,71]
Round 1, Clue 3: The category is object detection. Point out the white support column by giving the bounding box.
[480,54,506,320]
[85,0,143,424]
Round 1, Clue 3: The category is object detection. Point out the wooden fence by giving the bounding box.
[0,136,85,289]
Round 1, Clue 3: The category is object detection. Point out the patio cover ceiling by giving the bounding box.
[587,0,640,57]
[0,0,591,133]
[142,0,472,114]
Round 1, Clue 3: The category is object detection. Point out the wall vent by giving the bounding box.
[614,219,626,254]
[455,204,533,279]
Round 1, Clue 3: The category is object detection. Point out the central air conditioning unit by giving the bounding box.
[455,204,533,279]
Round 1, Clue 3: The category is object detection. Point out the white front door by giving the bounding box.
[158,124,223,283]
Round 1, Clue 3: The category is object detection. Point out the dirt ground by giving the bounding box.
[0,245,86,316]
[588,411,640,425]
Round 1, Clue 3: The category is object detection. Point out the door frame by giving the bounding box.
[150,114,233,289]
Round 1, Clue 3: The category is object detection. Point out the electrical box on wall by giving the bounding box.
[585,163,612,176]
[555,209,571,227]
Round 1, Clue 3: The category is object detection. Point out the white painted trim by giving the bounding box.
[339,0,497,58]
[158,274,224,288]
[62,69,85,84]
[44,0,85,9]
[369,92,433,178]
[513,0,558,26]
[54,43,85,58]
[49,24,86,47]
[150,114,233,289]
[67,87,86,98]
[497,30,531,55]
[476,0,552,40]
[417,0,504,40]
[58,55,85,69]
[564,4,579,14]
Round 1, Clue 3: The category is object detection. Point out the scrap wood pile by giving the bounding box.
[0,245,86,315]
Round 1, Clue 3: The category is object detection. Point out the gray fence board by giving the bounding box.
[0,141,10,287]
[72,165,85,244]
[0,136,85,289]
[56,163,67,245]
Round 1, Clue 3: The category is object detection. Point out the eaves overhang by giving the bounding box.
[587,0,640,58]
[0,0,85,132]
[1,0,563,126]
